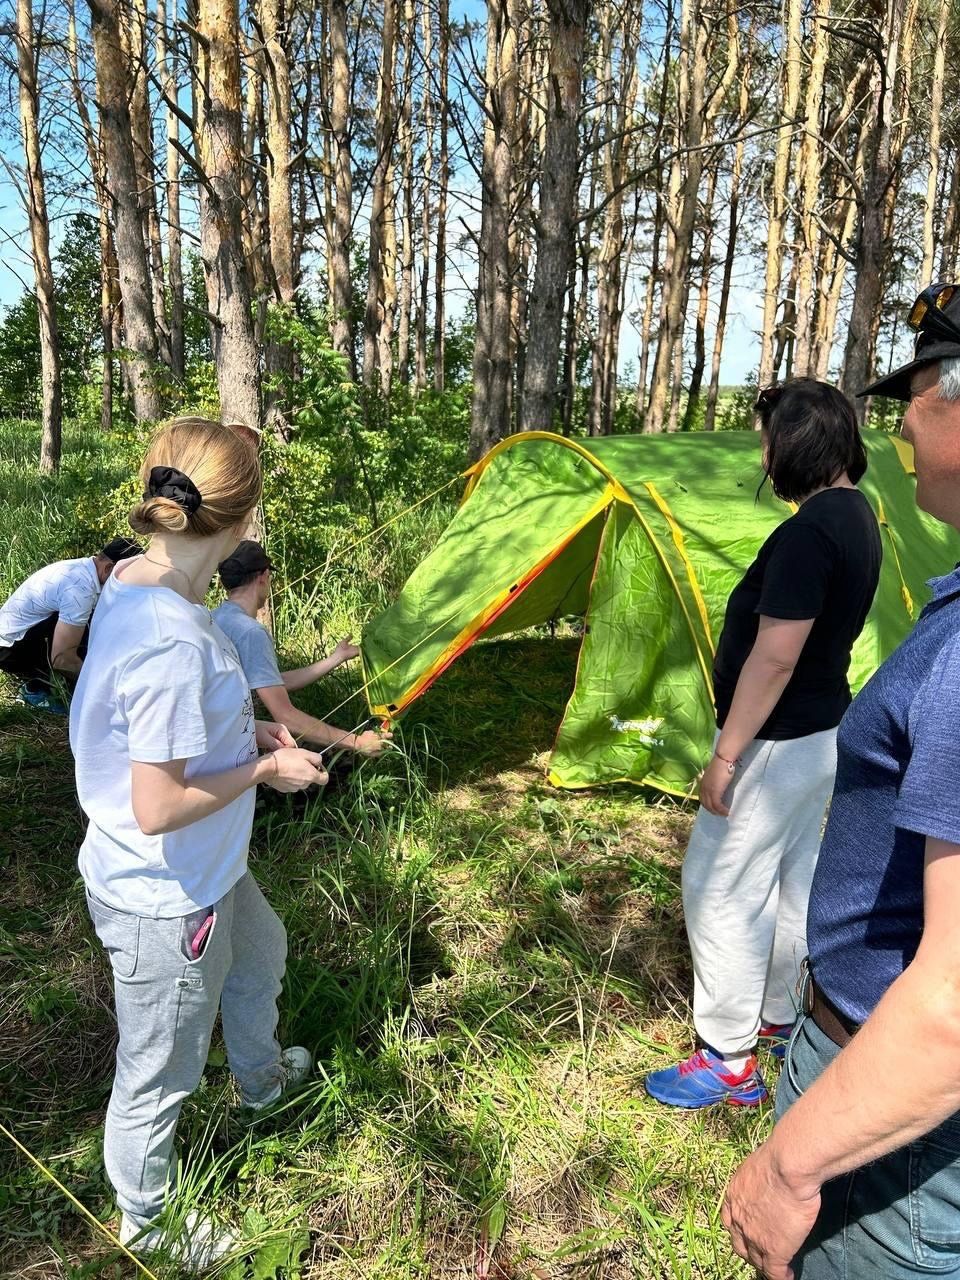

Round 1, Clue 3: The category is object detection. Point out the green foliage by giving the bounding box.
[0,294,41,418]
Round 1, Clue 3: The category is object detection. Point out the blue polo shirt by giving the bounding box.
[808,565,960,1023]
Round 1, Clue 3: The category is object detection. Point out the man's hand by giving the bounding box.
[353,727,392,756]
[699,754,734,816]
[329,635,360,667]
[256,721,297,751]
[722,1143,821,1280]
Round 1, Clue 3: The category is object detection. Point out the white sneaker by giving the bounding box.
[242,1045,312,1111]
[119,1209,238,1271]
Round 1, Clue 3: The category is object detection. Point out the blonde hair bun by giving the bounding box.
[129,496,191,535]
[128,417,261,540]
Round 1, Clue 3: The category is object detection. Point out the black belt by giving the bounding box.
[799,959,861,1048]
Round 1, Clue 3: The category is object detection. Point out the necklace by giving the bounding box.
[142,555,206,606]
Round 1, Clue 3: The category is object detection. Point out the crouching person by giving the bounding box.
[0,537,142,711]
[70,418,327,1269]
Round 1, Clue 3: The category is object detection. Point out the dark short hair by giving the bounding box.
[100,536,143,563]
[756,379,867,503]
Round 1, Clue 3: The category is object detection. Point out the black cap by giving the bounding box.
[861,291,960,402]
[218,539,275,589]
[100,537,144,563]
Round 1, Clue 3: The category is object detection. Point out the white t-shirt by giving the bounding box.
[0,557,101,648]
[211,601,284,690]
[70,571,258,918]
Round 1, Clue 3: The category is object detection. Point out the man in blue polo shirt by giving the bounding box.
[723,285,960,1278]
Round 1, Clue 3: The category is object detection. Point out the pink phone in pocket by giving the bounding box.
[191,911,215,958]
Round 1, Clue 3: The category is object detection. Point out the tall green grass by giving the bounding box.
[0,422,765,1279]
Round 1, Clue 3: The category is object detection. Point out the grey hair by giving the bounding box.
[938,357,960,402]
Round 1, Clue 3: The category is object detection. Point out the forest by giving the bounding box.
[5,0,957,478]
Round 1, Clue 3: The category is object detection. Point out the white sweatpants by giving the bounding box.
[681,728,837,1057]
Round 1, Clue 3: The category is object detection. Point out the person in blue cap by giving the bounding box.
[723,284,960,1279]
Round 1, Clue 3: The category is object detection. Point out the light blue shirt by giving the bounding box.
[211,601,284,690]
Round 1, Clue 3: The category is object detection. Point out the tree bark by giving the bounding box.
[433,0,449,392]
[363,0,397,393]
[415,0,433,390]
[791,0,829,377]
[193,0,263,430]
[16,0,61,473]
[397,0,416,386]
[840,0,905,417]
[522,0,590,432]
[469,0,519,460]
[67,0,118,429]
[157,0,185,382]
[328,0,355,375]
[89,0,162,421]
[125,0,172,370]
[758,0,802,392]
[922,0,950,285]
[681,162,717,431]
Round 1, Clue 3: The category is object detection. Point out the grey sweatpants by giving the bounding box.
[681,728,837,1057]
[86,872,287,1224]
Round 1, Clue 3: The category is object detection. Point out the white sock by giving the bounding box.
[718,1050,752,1074]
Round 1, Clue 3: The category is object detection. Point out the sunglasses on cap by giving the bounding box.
[907,283,960,344]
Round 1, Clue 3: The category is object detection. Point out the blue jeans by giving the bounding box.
[776,1014,960,1277]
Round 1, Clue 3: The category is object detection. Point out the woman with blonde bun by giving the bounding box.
[70,417,326,1269]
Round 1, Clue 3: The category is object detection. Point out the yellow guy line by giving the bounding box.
[0,1121,161,1280]
[643,482,715,653]
[284,475,462,593]
[874,497,915,619]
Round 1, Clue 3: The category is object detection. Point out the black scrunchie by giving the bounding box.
[145,466,203,515]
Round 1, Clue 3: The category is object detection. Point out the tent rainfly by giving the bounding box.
[361,430,960,796]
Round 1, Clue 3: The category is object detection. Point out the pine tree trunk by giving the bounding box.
[17,0,61,473]
[922,0,950,285]
[328,0,355,375]
[67,0,118,428]
[157,0,185,382]
[682,163,717,432]
[469,0,519,460]
[397,0,416,386]
[433,0,449,392]
[125,0,171,370]
[791,0,829,377]
[193,0,263,430]
[940,149,960,279]
[841,0,904,417]
[261,0,295,440]
[363,0,397,393]
[758,0,802,392]
[89,0,161,421]
[415,0,433,391]
[523,0,589,432]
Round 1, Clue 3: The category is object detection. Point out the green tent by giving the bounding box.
[362,429,959,796]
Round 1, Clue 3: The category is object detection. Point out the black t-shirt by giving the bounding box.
[712,488,882,740]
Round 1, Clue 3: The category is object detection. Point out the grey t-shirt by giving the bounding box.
[211,601,284,690]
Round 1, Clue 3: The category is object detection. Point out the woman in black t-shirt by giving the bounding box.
[644,380,881,1110]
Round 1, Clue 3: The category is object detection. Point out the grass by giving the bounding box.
[0,422,772,1279]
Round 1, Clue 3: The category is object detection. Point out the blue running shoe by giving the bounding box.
[20,686,67,715]
[758,1022,794,1062]
[644,1048,768,1109]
